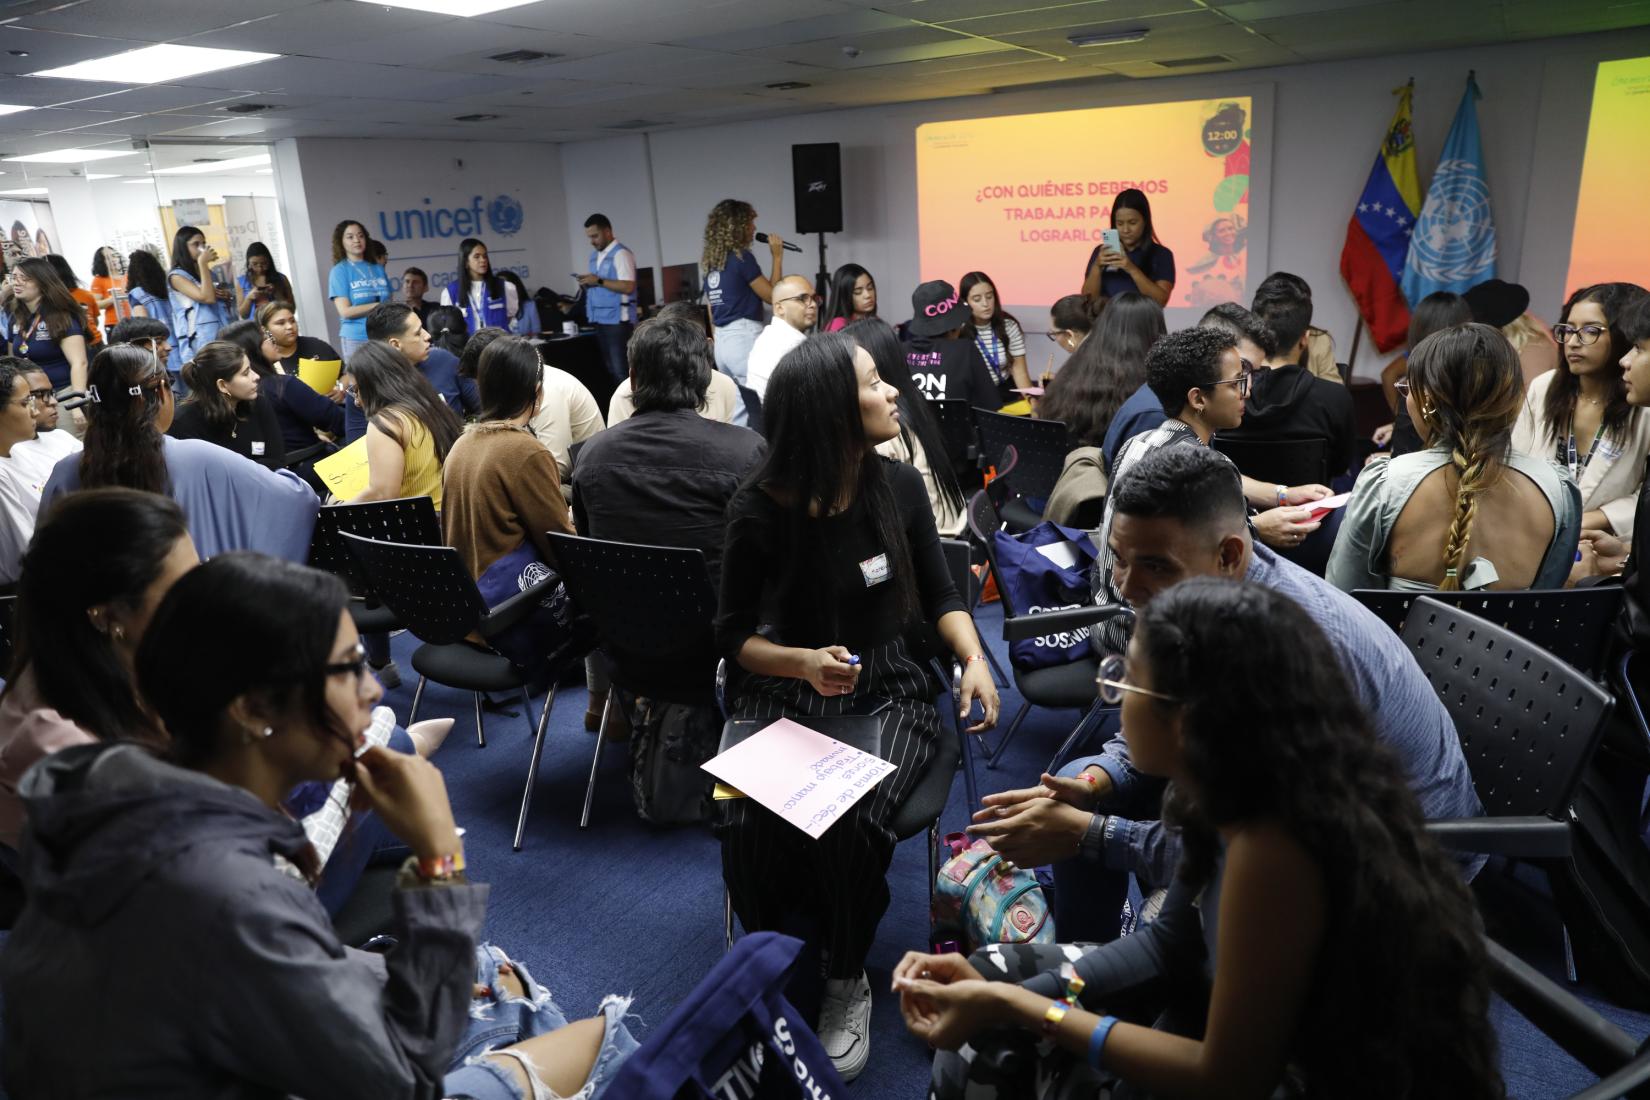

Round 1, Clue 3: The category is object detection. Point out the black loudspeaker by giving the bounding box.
[792,143,843,235]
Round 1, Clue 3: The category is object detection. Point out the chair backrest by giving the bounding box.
[974,409,1070,499]
[927,398,980,483]
[965,490,1020,618]
[983,444,1020,515]
[1399,596,1613,820]
[0,594,14,680]
[1354,587,1623,681]
[1210,434,1330,486]
[546,533,719,699]
[939,538,974,606]
[736,385,764,434]
[338,532,488,646]
[309,497,441,598]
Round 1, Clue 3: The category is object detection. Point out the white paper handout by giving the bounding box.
[701,717,897,839]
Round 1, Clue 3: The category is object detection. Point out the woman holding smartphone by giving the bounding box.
[1080,188,1175,307]
[235,241,295,320]
[167,225,232,366]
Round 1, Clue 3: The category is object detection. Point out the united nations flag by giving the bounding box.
[1402,74,1497,305]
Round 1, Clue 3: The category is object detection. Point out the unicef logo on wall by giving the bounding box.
[487,194,524,237]
[1406,159,1496,285]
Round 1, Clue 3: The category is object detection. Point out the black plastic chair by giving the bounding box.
[975,409,1069,531]
[309,496,441,638]
[544,533,721,829]
[966,489,1133,768]
[928,398,982,492]
[339,533,578,851]
[1399,596,1614,859]
[940,535,1007,687]
[0,594,15,681]
[1210,434,1331,487]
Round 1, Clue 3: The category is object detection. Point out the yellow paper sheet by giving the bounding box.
[296,357,342,395]
[712,782,746,801]
[313,438,370,502]
[996,399,1032,417]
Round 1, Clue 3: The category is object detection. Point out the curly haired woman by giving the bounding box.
[700,199,784,398]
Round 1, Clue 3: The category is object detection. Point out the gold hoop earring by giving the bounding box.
[111,623,125,642]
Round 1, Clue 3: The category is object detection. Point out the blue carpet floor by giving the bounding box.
[379,598,1650,1098]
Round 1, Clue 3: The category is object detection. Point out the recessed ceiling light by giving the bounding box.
[4,147,141,163]
[0,105,32,117]
[123,178,156,184]
[353,0,540,14]
[150,153,272,175]
[0,187,49,196]
[1066,27,1150,47]
[31,44,278,84]
[83,173,118,180]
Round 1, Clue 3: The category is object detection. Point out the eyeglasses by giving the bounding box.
[1205,368,1253,398]
[1554,323,1606,346]
[1394,379,1411,399]
[774,294,814,308]
[324,643,371,683]
[13,393,36,413]
[28,387,55,404]
[1095,653,1179,706]
[1045,330,1070,343]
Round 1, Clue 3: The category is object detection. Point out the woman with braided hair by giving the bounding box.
[1328,322,1579,591]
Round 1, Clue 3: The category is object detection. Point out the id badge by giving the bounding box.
[859,553,890,587]
[251,441,267,456]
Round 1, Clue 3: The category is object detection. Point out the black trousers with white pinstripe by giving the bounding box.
[716,635,941,980]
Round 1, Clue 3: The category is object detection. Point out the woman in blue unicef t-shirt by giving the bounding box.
[326,219,390,360]
[700,199,786,390]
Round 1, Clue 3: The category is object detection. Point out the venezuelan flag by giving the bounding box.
[1340,82,1422,353]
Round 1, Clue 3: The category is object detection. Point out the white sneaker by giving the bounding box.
[818,972,872,1081]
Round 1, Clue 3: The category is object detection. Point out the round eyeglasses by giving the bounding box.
[1553,323,1606,346]
[1096,653,1179,705]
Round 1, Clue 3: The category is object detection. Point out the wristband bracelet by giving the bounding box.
[1087,1015,1119,1068]
[963,654,987,666]
[416,844,466,882]
[1042,1001,1069,1036]
[1275,483,1288,506]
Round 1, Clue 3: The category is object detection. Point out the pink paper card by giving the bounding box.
[700,717,896,839]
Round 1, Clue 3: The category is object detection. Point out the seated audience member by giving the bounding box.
[402,264,433,323]
[1330,323,1579,591]
[1577,293,1650,585]
[527,341,603,486]
[0,553,638,1097]
[442,335,575,686]
[910,578,1501,1100]
[344,342,461,510]
[1379,291,1476,455]
[1230,294,1356,479]
[1046,292,1098,356]
[20,366,78,454]
[823,262,878,332]
[41,344,318,563]
[605,301,741,425]
[0,491,197,850]
[169,339,287,470]
[257,299,343,386]
[979,445,1482,944]
[1512,283,1650,552]
[497,269,542,336]
[714,331,999,1079]
[0,359,61,580]
[959,271,1031,401]
[575,314,765,725]
[902,280,1001,409]
[848,318,969,536]
[354,302,475,431]
[745,274,816,399]
[1251,270,1341,384]
[1467,277,1560,387]
[220,319,344,464]
[428,303,471,362]
[1091,328,1327,621]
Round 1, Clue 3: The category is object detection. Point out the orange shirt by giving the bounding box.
[70,288,103,346]
[90,274,125,328]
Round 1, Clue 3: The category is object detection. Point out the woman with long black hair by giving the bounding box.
[171,339,287,469]
[959,270,1030,400]
[166,225,232,364]
[824,262,878,332]
[1080,188,1175,307]
[221,318,344,469]
[713,330,999,1081]
[440,238,517,336]
[1042,292,1166,452]
[847,318,967,535]
[234,240,295,320]
[0,257,88,429]
[124,249,183,380]
[903,579,1504,1100]
[345,342,461,508]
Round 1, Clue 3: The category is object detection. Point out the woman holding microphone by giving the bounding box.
[700,199,784,391]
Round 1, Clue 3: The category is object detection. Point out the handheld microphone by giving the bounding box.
[754,232,803,253]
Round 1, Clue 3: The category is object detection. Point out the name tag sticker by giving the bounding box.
[859,553,890,587]
[250,441,266,456]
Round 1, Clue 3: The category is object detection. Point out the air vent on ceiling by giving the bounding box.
[192,158,222,164]
[453,113,501,122]
[487,49,561,64]
[610,119,663,130]
[765,81,810,91]
[1155,54,1231,69]
[221,103,280,114]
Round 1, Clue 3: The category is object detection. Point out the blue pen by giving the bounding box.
[847,655,861,667]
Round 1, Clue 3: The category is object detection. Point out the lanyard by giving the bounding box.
[13,309,41,355]
[1564,416,1606,484]
[974,330,1006,382]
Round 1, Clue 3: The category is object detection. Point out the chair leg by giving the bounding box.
[724,887,735,953]
[927,820,939,942]
[578,693,612,829]
[954,707,980,811]
[472,692,486,748]
[512,683,557,852]
[408,676,426,725]
[986,701,1032,769]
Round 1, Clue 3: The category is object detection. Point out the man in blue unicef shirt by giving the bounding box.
[579,213,639,383]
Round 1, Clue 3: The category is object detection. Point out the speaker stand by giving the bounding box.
[816,231,829,303]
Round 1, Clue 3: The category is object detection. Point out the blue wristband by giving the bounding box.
[1087,1015,1119,1069]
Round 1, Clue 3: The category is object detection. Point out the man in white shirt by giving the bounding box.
[744,275,816,400]
[0,358,79,582]
[579,213,639,384]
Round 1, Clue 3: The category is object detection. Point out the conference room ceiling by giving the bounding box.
[0,0,1645,158]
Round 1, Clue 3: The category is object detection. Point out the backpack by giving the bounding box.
[932,833,1055,954]
[599,932,848,1100]
[621,693,721,825]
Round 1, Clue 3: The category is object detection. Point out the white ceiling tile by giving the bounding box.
[0,28,156,77]
[10,0,315,39]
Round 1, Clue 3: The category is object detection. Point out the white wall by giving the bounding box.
[277,137,569,348]
[560,26,1650,381]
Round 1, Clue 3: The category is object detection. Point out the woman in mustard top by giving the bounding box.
[345,342,461,511]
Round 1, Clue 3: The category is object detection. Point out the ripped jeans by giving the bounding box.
[443,944,638,1100]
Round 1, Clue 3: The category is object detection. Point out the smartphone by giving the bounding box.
[1101,228,1122,254]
